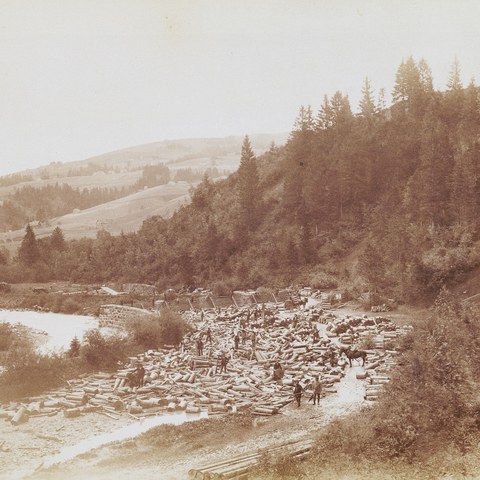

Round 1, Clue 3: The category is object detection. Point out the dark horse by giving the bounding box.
[339,346,367,367]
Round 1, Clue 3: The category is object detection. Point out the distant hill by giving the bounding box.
[0,182,192,248]
[0,133,289,194]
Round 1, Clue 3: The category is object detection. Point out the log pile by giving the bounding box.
[188,438,314,479]
[0,301,410,423]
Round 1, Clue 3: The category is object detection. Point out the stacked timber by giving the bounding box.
[1,298,409,423]
[188,438,314,479]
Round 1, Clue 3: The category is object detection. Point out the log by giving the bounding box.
[11,407,28,425]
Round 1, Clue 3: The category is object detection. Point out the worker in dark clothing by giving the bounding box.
[273,361,284,381]
[293,380,303,407]
[217,352,229,374]
[205,328,212,344]
[234,333,240,350]
[197,338,204,356]
[312,376,322,405]
[134,363,145,387]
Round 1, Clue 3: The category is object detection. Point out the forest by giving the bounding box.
[2,57,480,303]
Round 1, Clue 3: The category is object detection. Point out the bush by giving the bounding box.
[211,280,234,297]
[0,337,77,400]
[157,309,191,346]
[62,297,82,314]
[80,329,130,370]
[309,271,338,290]
[127,310,190,350]
[128,316,164,350]
[310,288,480,473]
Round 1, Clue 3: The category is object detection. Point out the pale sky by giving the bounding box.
[1,0,479,176]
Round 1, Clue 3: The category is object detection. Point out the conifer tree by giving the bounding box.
[50,226,66,251]
[316,95,333,130]
[359,77,376,118]
[237,135,261,231]
[418,58,434,94]
[376,87,387,114]
[18,224,40,265]
[447,57,463,91]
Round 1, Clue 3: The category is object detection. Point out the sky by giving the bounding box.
[1,0,480,176]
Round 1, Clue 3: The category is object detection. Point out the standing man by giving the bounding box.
[205,327,213,344]
[234,332,240,350]
[197,337,204,356]
[293,380,303,407]
[312,376,322,405]
[218,352,229,374]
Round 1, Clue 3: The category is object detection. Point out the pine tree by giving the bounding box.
[418,58,434,95]
[359,77,376,118]
[50,226,66,251]
[316,95,333,130]
[330,92,353,128]
[392,57,421,107]
[376,88,387,114]
[392,59,408,103]
[292,105,314,135]
[18,224,40,265]
[237,135,261,231]
[447,57,463,91]
[68,336,81,357]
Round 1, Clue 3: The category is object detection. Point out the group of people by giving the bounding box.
[293,376,323,407]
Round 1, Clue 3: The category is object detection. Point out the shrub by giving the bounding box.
[211,280,234,297]
[0,337,77,400]
[157,309,191,346]
[309,271,338,290]
[62,297,82,314]
[80,329,130,370]
[128,315,164,350]
[310,288,480,473]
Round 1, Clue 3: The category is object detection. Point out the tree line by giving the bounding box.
[3,57,480,303]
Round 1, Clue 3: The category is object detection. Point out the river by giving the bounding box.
[0,309,100,353]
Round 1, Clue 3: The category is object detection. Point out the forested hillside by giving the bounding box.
[3,57,480,303]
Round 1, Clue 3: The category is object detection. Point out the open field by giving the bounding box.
[0,182,191,246]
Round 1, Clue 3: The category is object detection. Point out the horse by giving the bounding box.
[339,346,367,367]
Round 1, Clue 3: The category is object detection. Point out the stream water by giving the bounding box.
[0,310,100,353]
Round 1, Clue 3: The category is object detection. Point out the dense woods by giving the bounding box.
[2,57,480,302]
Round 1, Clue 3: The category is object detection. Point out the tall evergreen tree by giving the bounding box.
[447,57,463,91]
[237,135,261,232]
[18,224,40,265]
[316,95,333,130]
[50,226,66,251]
[359,77,376,118]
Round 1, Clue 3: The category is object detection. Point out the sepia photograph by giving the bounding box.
[1,0,480,478]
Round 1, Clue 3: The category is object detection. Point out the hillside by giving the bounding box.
[2,57,480,302]
[0,133,288,193]
[0,182,191,248]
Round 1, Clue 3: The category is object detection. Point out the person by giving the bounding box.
[134,363,145,387]
[251,331,257,349]
[217,352,229,374]
[312,376,322,405]
[293,380,303,407]
[197,338,204,356]
[273,361,284,381]
[205,327,212,344]
[329,348,337,367]
[234,332,240,350]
